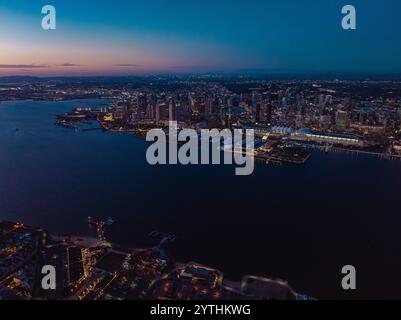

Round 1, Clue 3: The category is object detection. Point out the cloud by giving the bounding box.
[113,64,200,70]
[114,64,140,67]
[0,64,50,69]
[168,65,198,69]
[58,63,84,67]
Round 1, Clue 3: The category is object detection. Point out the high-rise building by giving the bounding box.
[359,111,366,124]
[169,99,176,123]
[336,109,348,131]
[318,94,326,108]
[255,103,261,123]
[155,103,160,124]
[343,97,352,110]
[325,95,333,106]
[205,96,214,116]
[252,90,262,107]
[188,93,196,113]
[265,103,273,124]
[240,93,252,105]
[319,115,332,130]
[146,103,154,120]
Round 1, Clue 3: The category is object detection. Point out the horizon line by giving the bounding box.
[2,71,401,79]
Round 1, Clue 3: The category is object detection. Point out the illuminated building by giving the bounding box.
[292,128,363,146]
[336,109,348,131]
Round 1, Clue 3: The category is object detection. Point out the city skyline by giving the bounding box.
[1,0,401,76]
[1,75,401,300]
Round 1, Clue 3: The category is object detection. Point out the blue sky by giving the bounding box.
[0,0,400,75]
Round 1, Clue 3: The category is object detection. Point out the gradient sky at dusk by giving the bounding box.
[0,0,400,75]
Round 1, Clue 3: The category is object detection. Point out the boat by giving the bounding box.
[105,217,115,226]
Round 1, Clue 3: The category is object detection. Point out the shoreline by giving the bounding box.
[0,220,312,300]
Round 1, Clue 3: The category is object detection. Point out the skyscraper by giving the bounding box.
[169,99,176,123]
[155,102,161,124]
[146,103,154,120]
[252,90,262,107]
[205,96,214,116]
[336,109,348,131]
[255,103,261,123]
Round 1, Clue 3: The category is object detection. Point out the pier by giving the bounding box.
[88,217,115,242]
[149,231,176,249]
[295,142,401,161]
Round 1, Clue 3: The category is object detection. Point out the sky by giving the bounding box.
[0,0,400,76]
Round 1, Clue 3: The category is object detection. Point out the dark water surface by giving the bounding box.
[1,99,401,299]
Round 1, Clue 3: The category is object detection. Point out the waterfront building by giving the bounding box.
[292,128,363,146]
[271,126,294,135]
